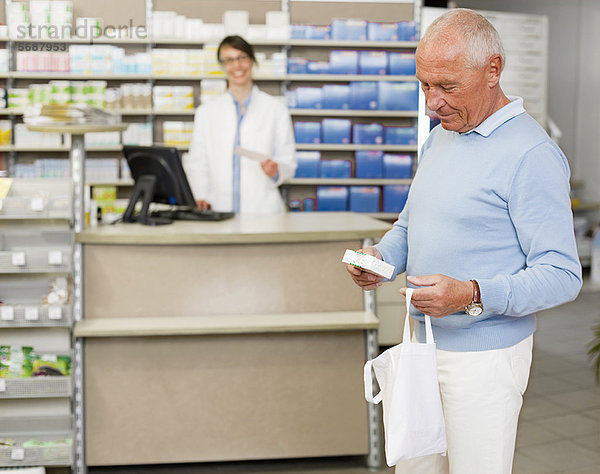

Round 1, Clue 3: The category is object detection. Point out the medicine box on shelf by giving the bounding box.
[383,154,413,179]
[397,21,418,41]
[355,151,383,179]
[367,22,399,42]
[350,82,378,110]
[294,122,322,144]
[317,186,349,211]
[384,125,417,145]
[353,123,383,145]
[295,87,323,109]
[359,51,388,75]
[307,61,330,74]
[331,19,367,41]
[320,159,352,178]
[322,85,350,109]
[349,186,380,213]
[294,151,321,178]
[389,53,416,75]
[288,57,309,74]
[383,185,410,213]
[322,119,351,144]
[378,82,419,110]
[329,50,359,75]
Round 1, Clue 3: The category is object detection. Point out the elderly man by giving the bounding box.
[347,8,582,474]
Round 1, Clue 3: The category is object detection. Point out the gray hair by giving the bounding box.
[419,8,505,70]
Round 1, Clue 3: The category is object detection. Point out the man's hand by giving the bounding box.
[196,199,212,211]
[261,159,279,178]
[345,246,384,291]
[401,274,473,317]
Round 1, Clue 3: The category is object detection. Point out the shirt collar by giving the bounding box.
[228,85,255,111]
[464,96,525,137]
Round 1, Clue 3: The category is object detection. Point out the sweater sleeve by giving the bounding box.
[478,141,582,316]
[374,203,409,280]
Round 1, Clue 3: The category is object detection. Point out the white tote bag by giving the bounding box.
[364,288,447,466]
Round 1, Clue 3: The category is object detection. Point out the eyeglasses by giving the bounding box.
[220,54,250,66]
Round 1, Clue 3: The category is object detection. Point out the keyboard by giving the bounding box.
[151,209,235,222]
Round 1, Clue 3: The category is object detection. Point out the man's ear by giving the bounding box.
[488,54,503,87]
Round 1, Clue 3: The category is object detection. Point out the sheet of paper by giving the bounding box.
[235,146,271,163]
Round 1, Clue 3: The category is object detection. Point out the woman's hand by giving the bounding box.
[261,159,279,178]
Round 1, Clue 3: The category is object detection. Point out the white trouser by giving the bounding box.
[395,334,533,474]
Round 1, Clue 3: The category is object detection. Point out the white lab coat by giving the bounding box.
[183,86,296,214]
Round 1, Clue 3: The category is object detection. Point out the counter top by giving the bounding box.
[76,212,393,245]
[74,311,379,337]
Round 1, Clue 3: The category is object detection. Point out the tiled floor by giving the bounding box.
[52,288,600,474]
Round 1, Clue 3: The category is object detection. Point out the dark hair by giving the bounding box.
[217,35,257,64]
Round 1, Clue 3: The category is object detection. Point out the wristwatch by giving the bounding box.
[465,279,483,316]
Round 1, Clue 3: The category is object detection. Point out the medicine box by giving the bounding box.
[317,186,349,211]
[290,25,306,39]
[307,61,330,74]
[288,57,309,74]
[331,19,367,41]
[306,25,331,40]
[342,249,395,279]
[303,198,315,211]
[349,186,380,213]
[383,185,410,213]
[349,81,378,110]
[355,151,383,179]
[353,123,383,145]
[295,87,323,109]
[383,154,413,178]
[320,159,352,178]
[322,118,351,144]
[359,51,388,75]
[384,125,417,145]
[377,82,419,110]
[322,84,350,109]
[389,53,416,75]
[397,21,418,41]
[367,22,398,42]
[294,151,321,178]
[294,121,321,144]
[329,50,358,75]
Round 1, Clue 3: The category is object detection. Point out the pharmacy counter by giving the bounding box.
[74,212,391,467]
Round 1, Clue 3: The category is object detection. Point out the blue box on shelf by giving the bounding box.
[320,159,352,178]
[383,185,410,213]
[353,123,384,144]
[322,118,352,144]
[317,186,349,211]
[306,25,331,40]
[378,82,419,110]
[307,61,330,74]
[349,81,378,109]
[294,122,322,144]
[288,57,309,74]
[331,19,367,40]
[295,87,323,109]
[350,186,380,213]
[384,125,417,145]
[303,198,316,212]
[389,53,416,75]
[295,151,321,178]
[322,85,350,109]
[290,25,307,39]
[397,21,418,41]
[329,50,359,75]
[383,154,413,178]
[359,51,388,75]
[355,151,383,178]
[367,22,398,42]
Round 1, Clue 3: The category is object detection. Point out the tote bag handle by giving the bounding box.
[364,288,435,403]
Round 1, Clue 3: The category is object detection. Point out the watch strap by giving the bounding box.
[470,279,481,304]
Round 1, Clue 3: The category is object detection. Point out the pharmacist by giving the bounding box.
[184,35,296,214]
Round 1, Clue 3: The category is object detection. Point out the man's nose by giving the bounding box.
[426,89,445,111]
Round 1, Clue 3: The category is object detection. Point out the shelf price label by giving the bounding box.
[48,305,62,320]
[30,197,44,212]
[25,306,39,321]
[11,447,25,461]
[48,250,63,265]
[11,252,26,266]
[0,305,14,321]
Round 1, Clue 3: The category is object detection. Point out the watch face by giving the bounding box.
[467,304,483,317]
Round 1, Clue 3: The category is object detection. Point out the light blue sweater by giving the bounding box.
[376,98,582,351]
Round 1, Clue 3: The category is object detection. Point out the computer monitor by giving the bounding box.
[122,145,196,226]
